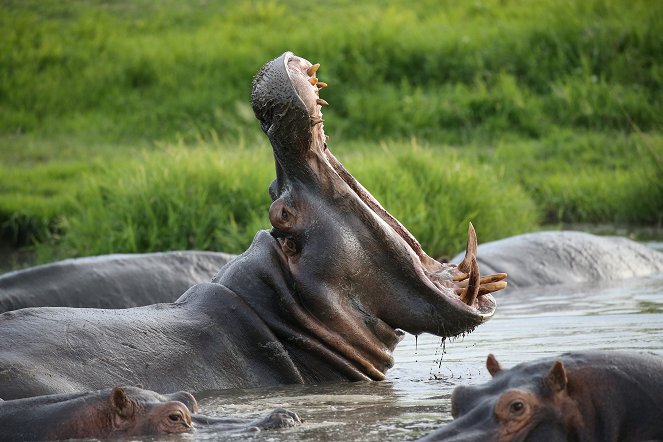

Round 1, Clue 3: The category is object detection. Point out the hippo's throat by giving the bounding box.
[267,238,400,381]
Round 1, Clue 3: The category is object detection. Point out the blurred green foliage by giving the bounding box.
[0,0,661,265]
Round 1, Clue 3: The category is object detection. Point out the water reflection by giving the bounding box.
[177,272,663,441]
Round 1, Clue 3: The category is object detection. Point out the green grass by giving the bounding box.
[1,0,662,267]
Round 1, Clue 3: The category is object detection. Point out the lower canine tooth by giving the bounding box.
[317,98,329,106]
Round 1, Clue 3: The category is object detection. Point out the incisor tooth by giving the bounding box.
[309,77,318,86]
[317,81,328,88]
[317,98,329,106]
[307,63,320,76]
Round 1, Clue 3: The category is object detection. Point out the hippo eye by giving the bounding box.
[168,413,182,422]
[509,400,525,415]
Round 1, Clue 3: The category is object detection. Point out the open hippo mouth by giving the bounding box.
[251,52,506,338]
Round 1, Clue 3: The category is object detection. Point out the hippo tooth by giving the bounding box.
[461,255,480,306]
[309,77,318,86]
[457,273,508,288]
[478,281,508,295]
[307,63,320,76]
[452,272,469,282]
[457,222,478,273]
[317,98,329,106]
[317,81,328,88]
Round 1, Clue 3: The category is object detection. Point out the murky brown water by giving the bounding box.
[145,270,663,442]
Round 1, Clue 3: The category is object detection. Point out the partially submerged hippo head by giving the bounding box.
[421,355,579,442]
[242,52,506,380]
[108,386,195,436]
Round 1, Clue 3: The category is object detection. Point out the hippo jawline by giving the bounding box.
[251,51,506,329]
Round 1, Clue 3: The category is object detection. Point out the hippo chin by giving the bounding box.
[0,385,300,441]
[0,52,506,399]
[452,231,663,290]
[0,251,234,313]
[421,351,663,442]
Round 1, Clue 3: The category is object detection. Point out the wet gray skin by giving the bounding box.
[451,231,663,291]
[0,251,234,313]
[0,52,506,400]
[0,385,300,441]
[420,351,663,442]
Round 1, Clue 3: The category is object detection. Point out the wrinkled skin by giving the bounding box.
[0,385,300,441]
[0,251,234,313]
[452,231,663,290]
[421,351,663,442]
[0,52,506,399]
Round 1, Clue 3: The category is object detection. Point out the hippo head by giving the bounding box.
[422,355,581,441]
[109,386,195,436]
[222,52,507,381]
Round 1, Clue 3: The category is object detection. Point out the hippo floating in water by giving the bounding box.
[0,251,233,313]
[0,52,506,400]
[0,385,300,441]
[421,351,663,441]
[452,230,663,290]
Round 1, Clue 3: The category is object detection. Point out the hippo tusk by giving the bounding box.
[309,77,318,86]
[456,273,508,288]
[457,222,478,274]
[460,255,480,306]
[307,63,320,76]
[316,98,329,106]
[317,81,328,88]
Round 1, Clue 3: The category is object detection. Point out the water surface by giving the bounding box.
[175,271,663,441]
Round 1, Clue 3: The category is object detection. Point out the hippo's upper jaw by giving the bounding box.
[248,52,506,350]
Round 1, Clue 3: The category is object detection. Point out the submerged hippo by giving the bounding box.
[452,230,663,290]
[0,52,506,400]
[0,251,234,313]
[421,351,663,441]
[0,385,300,441]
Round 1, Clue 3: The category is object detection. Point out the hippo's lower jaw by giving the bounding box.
[251,52,506,338]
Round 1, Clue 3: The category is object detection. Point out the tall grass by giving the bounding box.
[41,143,537,261]
[1,0,661,265]
[1,0,660,143]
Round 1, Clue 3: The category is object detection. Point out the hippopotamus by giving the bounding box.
[452,231,663,290]
[421,351,663,441]
[0,385,300,441]
[0,52,506,400]
[0,251,234,313]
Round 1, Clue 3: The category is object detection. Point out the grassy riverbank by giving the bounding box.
[1,0,661,268]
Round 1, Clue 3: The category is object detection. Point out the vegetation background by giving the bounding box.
[1,0,661,269]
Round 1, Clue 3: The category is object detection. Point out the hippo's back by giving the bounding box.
[0,251,234,312]
[452,231,663,289]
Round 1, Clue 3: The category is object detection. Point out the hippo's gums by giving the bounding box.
[420,351,663,442]
[0,251,234,313]
[452,231,663,290]
[0,385,300,441]
[0,52,506,399]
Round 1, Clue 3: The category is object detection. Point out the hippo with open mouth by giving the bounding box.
[0,52,505,399]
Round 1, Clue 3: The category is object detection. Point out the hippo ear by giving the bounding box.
[111,387,134,418]
[545,360,568,393]
[486,353,503,377]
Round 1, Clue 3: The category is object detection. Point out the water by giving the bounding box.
[178,271,663,441]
